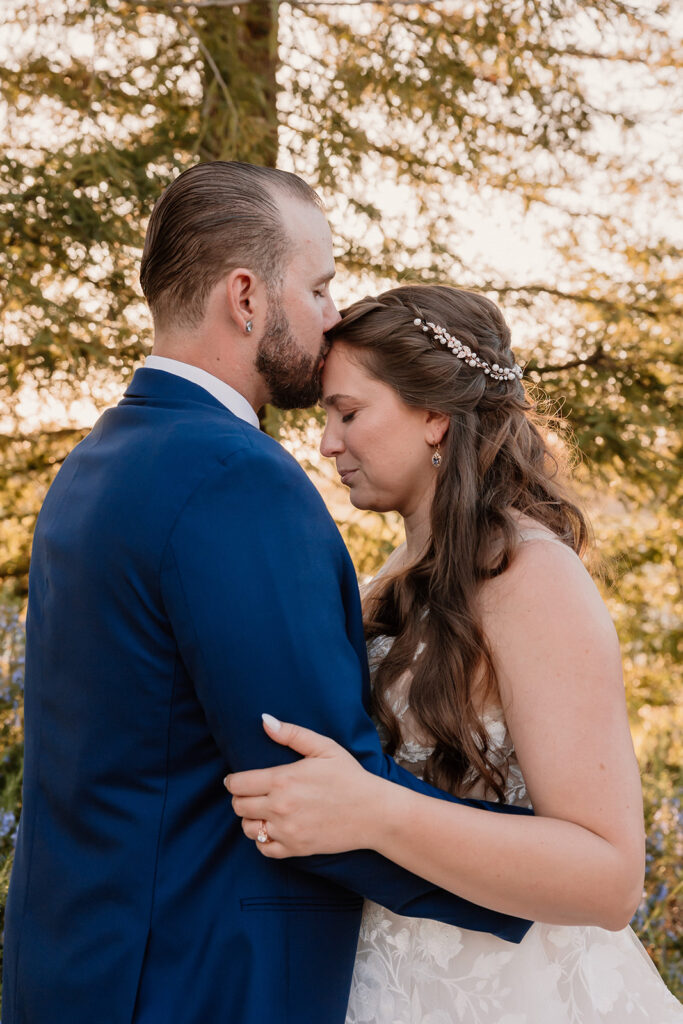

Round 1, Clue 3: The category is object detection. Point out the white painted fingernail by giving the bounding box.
[262,713,282,732]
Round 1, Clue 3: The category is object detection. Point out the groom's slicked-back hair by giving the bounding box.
[140,161,323,329]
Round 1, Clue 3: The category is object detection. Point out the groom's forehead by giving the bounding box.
[279,196,333,252]
[287,245,335,284]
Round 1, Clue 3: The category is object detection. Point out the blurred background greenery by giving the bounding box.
[1,0,681,1001]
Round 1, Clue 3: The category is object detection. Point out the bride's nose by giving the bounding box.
[320,421,344,458]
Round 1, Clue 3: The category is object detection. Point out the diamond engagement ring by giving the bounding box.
[256,820,270,844]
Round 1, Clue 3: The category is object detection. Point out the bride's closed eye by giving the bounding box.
[341,412,356,423]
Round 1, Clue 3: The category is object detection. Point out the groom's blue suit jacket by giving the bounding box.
[3,369,532,1024]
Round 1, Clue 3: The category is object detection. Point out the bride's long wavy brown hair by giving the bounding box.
[326,285,589,801]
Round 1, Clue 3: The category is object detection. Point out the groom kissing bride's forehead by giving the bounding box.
[140,161,341,409]
[2,160,531,1024]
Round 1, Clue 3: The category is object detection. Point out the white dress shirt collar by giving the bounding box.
[144,355,260,429]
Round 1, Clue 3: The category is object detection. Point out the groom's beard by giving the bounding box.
[255,297,325,410]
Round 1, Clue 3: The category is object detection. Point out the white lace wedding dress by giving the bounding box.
[345,544,683,1024]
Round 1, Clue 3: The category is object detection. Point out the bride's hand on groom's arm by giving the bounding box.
[224,714,387,858]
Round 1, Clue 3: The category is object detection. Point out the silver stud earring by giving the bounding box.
[246,320,253,334]
[431,444,442,468]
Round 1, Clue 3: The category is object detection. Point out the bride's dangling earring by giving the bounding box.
[431,443,442,468]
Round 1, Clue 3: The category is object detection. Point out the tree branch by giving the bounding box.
[525,348,606,375]
[170,8,239,129]
[492,284,671,319]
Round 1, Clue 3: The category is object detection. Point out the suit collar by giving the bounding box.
[143,356,260,428]
[122,367,259,427]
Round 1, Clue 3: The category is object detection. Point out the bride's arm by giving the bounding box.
[227,541,645,930]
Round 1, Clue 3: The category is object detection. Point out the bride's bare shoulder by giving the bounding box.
[478,523,610,638]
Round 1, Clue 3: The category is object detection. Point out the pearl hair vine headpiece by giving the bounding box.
[413,317,523,383]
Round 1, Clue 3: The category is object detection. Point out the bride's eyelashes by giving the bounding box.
[341,412,356,423]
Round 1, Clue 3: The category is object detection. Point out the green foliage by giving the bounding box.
[632,711,683,997]
[0,426,89,589]
[1,0,277,401]
[2,0,680,468]
[591,500,682,997]
[281,1,681,497]
[595,500,682,713]
[0,594,25,982]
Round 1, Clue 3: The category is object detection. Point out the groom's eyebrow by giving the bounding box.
[314,269,336,286]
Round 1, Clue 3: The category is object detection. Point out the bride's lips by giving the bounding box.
[338,468,357,486]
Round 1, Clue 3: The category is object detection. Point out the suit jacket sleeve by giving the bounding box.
[160,442,533,942]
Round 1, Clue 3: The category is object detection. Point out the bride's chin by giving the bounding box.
[348,489,372,512]
[349,491,393,515]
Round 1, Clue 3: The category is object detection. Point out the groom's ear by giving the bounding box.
[425,409,450,445]
[224,267,264,335]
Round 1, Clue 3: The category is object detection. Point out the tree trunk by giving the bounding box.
[194,2,279,166]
